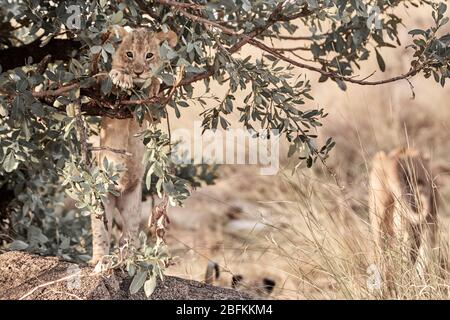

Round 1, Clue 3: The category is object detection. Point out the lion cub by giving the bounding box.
[91,28,177,264]
[204,261,276,298]
[369,147,438,278]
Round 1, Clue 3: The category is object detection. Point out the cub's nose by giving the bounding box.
[133,65,144,76]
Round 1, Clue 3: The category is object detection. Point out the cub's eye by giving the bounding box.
[146,52,154,60]
[126,51,133,59]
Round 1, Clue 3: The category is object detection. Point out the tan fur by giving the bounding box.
[369,147,438,283]
[90,28,177,264]
[109,27,177,93]
[204,261,276,297]
[205,261,220,285]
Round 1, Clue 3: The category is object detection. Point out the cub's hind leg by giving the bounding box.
[116,184,142,248]
[90,194,115,264]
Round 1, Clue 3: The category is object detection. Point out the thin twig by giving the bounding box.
[35,54,52,75]
[154,0,205,10]
[90,146,133,157]
[162,65,185,151]
[91,31,111,75]
[19,271,85,300]
[289,51,315,62]
[274,45,310,51]
[44,289,84,300]
[175,7,239,36]
[274,34,326,40]
[74,100,89,164]
[31,83,80,98]
[74,100,108,228]
[119,96,160,105]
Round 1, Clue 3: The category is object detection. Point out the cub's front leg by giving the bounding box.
[148,77,161,98]
[116,184,143,248]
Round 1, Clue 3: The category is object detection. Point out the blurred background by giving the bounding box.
[156,6,450,299]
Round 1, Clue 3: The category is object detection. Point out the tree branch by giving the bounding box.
[274,45,310,52]
[155,2,424,87]
[249,38,424,85]
[274,34,326,40]
[32,83,80,98]
[0,0,427,120]
[90,146,132,156]
[74,100,89,164]
[154,0,205,10]
[173,8,239,36]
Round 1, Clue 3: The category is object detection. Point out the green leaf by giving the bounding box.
[101,49,108,63]
[130,270,147,294]
[242,0,252,11]
[111,11,123,24]
[103,43,115,54]
[128,263,136,277]
[408,29,425,36]
[101,77,113,95]
[288,144,298,157]
[375,49,386,72]
[16,79,28,92]
[335,79,347,91]
[160,74,174,86]
[90,46,102,54]
[102,157,109,170]
[3,151,18,173]
[45,70,58,81]
[144,276,157,297]
[438,3,447,15]
[8,240,29,251]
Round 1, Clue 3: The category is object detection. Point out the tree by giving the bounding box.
[0,0,449,293]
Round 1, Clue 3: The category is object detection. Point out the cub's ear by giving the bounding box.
[108,25,129,39]
[155,30,178,47]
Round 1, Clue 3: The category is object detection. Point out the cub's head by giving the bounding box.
[111,27,178,82]
[204,261,276,297]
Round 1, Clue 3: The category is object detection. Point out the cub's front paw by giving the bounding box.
[109,69,133,90]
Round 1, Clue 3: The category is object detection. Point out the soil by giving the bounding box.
[0,251,252,300]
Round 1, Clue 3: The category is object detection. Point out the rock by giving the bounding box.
[0,251,252,300]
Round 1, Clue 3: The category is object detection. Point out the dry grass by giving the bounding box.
[160,7,450,300]
[265,170,450,299]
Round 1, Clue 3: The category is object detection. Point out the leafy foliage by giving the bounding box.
[94,231,170,297]
[62,158,123,218]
